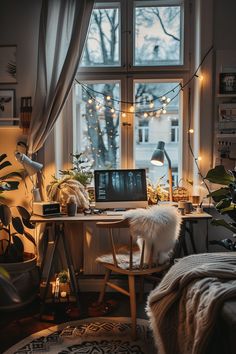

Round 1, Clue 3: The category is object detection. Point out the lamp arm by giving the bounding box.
[164,150,173,202]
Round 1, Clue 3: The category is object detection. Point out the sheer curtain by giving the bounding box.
[27,0,94,155]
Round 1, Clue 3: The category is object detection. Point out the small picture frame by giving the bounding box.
[219,72,236,94]
[0,45,17,84]
[0,89,16,125]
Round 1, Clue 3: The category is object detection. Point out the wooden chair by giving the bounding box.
[95,218,172,340]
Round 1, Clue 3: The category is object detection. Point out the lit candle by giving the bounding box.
[61,291,67,298]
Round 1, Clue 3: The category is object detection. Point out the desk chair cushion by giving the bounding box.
[96,244,156,270]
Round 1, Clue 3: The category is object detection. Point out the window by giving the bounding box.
[171,119,179,143]
[74,0,190,186]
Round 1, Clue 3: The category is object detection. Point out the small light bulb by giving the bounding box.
[143,112,148,118]
[130,106,134,112]
[88,99,93,104]
[162,109,167,114]
[110,108,115,113]
[122,113,126,118]
[197,156,202,161]
[161,96,166,102]
[106,95,111,101]
[189,128,194,133]
[149,102,154,108]
[166,97,171,103]
[96,104,100,110]
[162,103,167,107]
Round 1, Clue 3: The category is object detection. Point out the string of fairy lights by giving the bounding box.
[74,45,214,186]
[75,45,213,120]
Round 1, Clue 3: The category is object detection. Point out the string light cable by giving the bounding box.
[74,45,214,116]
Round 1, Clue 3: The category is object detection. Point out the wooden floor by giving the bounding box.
[0,292,148,353]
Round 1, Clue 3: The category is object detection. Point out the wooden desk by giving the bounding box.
[31,211,212,310]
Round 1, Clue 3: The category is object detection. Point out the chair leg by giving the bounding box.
[138,276,144,303]
[98,268,111,304]
[128,275,137,340]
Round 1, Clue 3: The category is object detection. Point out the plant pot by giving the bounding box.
[0,253,40,311]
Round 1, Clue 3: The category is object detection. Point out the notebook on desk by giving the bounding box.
[94,168,148,211]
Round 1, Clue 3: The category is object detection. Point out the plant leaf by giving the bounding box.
[211,218,236,233]
[207,187,230,202]
[12,216,24,234]
[215,198,232,210]
[0,154,7,163]
[22,218,35,229]
[12,235,24,255]
[16,206,31,220]
[23,231,36,246]
[1,171,22,179]
[0,181,19,191]
[0,160,11,170]
[205,165,235,185]
[0,204,11,226]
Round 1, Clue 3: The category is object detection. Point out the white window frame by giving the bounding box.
[75,0,192,180]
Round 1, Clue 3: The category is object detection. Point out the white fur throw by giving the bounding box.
[123,205,182,265]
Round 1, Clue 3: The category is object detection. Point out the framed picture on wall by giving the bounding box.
[0,45,17,84]
[0,89,16,125]
[219,73,236,94]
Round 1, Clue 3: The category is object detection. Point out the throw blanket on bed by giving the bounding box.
[146,253,236,354]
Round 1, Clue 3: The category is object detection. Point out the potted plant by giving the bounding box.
[46,152,92,211]
[205,164,236,250]
[0,153,39,309]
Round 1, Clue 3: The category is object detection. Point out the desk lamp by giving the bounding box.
[15,152,43,201]
[151,141,173,202]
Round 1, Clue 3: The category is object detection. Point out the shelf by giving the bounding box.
[217,94,236,98]
[216,133,236,138]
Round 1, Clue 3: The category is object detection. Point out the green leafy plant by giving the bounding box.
[0,153,36,263]
[58,270,69,283]
[58,152,93,187]
[205,165,236,250]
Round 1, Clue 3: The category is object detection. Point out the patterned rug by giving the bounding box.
[4,317,156,354]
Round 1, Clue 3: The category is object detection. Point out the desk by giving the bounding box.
[31,211,212,309]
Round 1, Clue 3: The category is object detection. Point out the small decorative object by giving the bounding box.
[0,45,17,84]
[67,195,77,216]
[173,178,192,202]
[219,72,236,94]
[58,270,70,297]
[0,89,15,123]
[20,96,32,132]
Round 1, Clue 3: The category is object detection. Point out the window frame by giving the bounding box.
[75,0,192,181]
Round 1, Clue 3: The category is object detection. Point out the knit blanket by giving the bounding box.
[146,253,236,354]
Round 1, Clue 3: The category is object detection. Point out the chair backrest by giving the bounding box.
[96,219,155,271]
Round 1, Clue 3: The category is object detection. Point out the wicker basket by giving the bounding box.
[173,179,192,202]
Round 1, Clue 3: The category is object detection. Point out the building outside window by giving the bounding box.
[74,0,190,186]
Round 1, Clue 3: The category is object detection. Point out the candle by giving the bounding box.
[61,291,67,298]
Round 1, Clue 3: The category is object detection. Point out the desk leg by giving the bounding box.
[60,224,80,307]
[40,224,60,317]
[205,219,209,252]
[186,221,197,254]
[178,222,188,256]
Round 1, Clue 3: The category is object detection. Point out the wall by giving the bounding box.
[0,0,41,253]
[0,0,41,113]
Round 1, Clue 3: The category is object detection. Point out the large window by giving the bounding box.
[74,0,189,186]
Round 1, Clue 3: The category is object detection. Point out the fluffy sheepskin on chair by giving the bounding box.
[123,205,182,265]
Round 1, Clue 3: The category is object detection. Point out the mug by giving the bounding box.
[178,200,193,214]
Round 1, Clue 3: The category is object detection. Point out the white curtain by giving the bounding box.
[27,0,94,154]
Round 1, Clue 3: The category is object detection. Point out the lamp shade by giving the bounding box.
[15,152,43,176]
[151,141,165,166]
